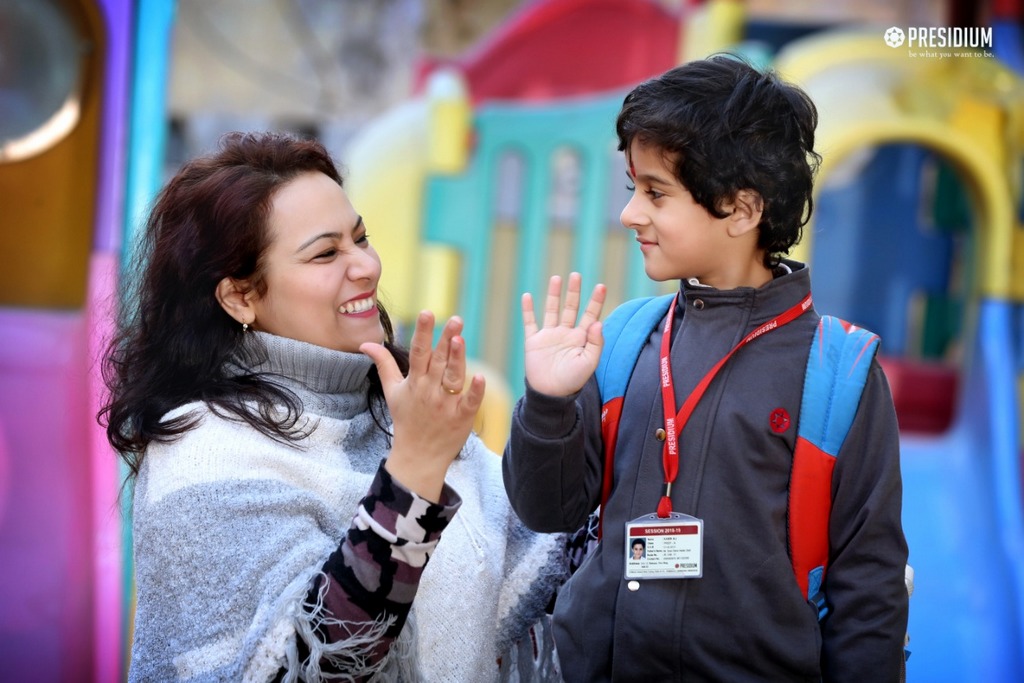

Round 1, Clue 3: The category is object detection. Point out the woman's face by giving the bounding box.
[247,171,385,353]
[632,544,644,559]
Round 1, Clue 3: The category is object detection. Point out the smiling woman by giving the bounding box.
[215,170,387,354]
[99,131,566,682]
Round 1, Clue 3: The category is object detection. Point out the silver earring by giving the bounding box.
[242,322,249,332]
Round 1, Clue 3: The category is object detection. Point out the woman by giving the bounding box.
[101,132,564,682]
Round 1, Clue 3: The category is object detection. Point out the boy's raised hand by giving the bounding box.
[522,273,606,396]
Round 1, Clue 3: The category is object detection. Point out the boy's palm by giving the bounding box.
[522,273,606,396]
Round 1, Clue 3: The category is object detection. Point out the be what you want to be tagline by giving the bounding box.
[884,26,995,60]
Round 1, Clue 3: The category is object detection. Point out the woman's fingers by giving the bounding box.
[405,313,468,398]
[407,310,435,377]
[360,342,401,387]
[429,316,462,384]
[441,334,466,395]
[458,373,486,415]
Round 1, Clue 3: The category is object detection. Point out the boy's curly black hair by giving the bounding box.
[616,54,822,268]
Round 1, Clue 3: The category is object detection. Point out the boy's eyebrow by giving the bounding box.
[295,215,364,252]
[626,169,674,186]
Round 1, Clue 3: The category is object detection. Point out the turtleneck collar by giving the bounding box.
[232,332,376,420]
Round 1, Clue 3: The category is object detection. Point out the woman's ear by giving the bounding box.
[725,189,764,238]
[215,277,256,326]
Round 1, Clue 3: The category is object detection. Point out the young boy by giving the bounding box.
[502,55,909,681]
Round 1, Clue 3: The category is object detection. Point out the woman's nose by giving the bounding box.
[348,246,381,282]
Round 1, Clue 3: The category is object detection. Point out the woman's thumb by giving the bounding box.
[360,342,401,386]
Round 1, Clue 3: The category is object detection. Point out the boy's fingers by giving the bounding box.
[542,275,562,329]
[585,320,604,354]
[578,283,607,328]
[560,272,582,327]
[522,293,538,337]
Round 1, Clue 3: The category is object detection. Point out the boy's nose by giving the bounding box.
[620,194,646,230]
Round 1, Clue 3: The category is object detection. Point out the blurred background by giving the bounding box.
[2,0,1023,680]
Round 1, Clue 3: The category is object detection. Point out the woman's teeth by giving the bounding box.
[339,298,374,314]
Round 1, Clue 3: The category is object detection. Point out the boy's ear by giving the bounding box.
[725,189,764,238]
[215,276,257,326]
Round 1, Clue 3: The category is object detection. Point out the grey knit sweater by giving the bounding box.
[129,332,565,682]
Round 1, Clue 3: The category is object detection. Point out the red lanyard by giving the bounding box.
[656,292,813,517]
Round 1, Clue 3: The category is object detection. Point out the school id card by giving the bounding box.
[624,513,703,580]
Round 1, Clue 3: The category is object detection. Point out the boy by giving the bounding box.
[502,56,909,681]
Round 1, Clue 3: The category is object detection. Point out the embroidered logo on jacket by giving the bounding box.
[770,408,791,434]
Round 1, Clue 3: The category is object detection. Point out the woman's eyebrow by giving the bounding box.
[295,232,342,253]
[294,216,363,253]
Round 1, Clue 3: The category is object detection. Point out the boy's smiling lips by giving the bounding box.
[636,236,657,252]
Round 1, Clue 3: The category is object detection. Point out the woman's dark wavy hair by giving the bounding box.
[616,54,822,268]
[99,131,408,480]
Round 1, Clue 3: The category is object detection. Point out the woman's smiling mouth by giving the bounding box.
[339,295,376,315]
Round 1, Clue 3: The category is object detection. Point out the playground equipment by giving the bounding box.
[775,29,1024,680]
[345,0,702,450]
[0,0,175,680]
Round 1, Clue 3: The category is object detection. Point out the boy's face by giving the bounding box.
[620,140,767,288]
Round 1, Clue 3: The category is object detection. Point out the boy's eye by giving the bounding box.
[647,189,664,200]
[625,183,636,192]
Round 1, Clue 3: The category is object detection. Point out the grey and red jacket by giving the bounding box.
[502,262,909,682]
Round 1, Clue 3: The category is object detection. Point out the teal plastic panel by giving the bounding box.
[425,92,663,392]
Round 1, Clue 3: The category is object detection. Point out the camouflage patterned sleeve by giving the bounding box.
[298,461,461,676]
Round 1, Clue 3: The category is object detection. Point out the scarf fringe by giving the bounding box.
[281,571,418,682]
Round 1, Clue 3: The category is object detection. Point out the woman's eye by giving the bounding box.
[314,249,337,259]
[356,233,370,245]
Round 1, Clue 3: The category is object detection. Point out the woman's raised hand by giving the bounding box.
[361,312,485,502]
[522,273,606,397]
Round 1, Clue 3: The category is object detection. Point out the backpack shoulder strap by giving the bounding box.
[595,294,674,400]
[791,315,881,619]
[593,294,675,536]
